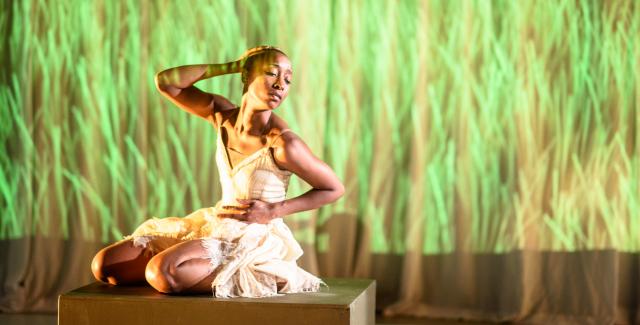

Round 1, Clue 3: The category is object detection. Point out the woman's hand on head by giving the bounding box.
[234,48,260,73]
[236,46,272,63]
[234,46,280,75]
[218,199,277,224]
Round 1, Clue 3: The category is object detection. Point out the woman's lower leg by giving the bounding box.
[171,258,216,293]
[92,239,153,285]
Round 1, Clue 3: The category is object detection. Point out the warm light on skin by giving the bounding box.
[3,1,638,254]
[242,53,293,111]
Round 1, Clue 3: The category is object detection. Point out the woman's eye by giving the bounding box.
[266,72,277,76]
[285,79,291,84]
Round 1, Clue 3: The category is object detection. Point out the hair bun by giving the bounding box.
[238,45,287,60]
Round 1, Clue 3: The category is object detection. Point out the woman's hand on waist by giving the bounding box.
[217,198,277,224]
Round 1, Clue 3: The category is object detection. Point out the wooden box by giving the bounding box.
[58,278,375,325]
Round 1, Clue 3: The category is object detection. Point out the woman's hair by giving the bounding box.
[240,45,288,84]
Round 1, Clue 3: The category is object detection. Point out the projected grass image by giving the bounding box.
[1,0,638,253]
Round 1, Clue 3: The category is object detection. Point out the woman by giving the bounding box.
[90,46,345,298]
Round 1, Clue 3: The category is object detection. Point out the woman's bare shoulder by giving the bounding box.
[269,124,324,176]
[269,113,290,130]
[268,114,296,141]
[269,118,309,156]
[212,102,239,128]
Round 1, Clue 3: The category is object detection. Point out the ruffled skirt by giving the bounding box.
[118,205,325,298]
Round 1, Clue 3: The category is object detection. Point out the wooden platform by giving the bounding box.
[58,278,376,325]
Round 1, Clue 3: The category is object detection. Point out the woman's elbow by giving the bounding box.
[154,73,165,91]
[154,72,168,92]
[154,72,179,96]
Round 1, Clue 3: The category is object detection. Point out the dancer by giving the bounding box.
[90,46,345,297]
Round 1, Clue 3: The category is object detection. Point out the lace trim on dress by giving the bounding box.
[132,235,152,249]
[201,237,237,273]
[122,234,180,257]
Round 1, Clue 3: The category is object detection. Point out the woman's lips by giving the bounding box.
[268,93,282,100]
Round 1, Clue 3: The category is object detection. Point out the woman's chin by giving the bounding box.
[266,100,281,110]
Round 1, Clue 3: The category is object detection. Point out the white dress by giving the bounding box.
[118,125,325,298]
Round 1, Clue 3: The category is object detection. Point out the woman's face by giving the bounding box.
[244,52,292,110]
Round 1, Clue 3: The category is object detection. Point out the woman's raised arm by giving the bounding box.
[154,61,242,125]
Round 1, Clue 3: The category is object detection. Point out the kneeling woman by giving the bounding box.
[90,46,345,297]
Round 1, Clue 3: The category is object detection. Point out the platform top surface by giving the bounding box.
[60,278,375,308]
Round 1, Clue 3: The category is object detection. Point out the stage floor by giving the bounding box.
[0,313,495,325]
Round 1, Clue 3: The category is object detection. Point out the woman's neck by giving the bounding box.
[235,95,272,137]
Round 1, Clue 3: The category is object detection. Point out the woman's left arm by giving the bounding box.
[220,131,345,224]
[268,132,345,217]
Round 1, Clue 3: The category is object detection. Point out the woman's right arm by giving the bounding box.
[154,61,242,126]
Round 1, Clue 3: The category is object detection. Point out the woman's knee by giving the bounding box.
[145,240,212,294]
[91,239,148,285]
[145,254,181,293]
[91,249,108,283]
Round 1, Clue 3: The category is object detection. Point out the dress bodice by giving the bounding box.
[215,125,293,208]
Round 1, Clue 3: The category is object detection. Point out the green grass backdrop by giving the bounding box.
[1,0,638,253]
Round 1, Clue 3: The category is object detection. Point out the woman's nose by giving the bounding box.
[272,77,285,90]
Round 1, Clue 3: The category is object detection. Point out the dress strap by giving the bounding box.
[268,129,292,147]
